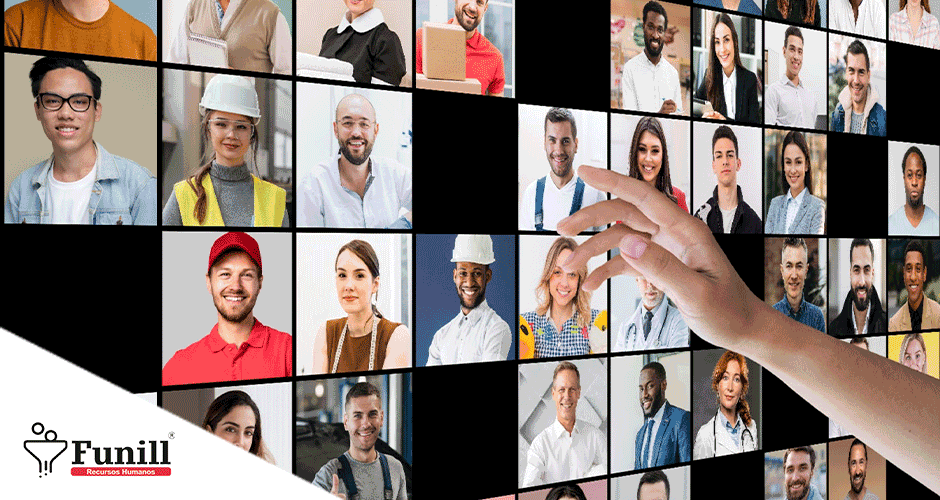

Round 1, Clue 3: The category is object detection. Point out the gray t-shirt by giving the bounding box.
[313,451,407,500]
[843,489,880,500]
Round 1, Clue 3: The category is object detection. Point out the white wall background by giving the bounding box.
[887,141,940,232]
[296,83,413,193]
[518,104,609,212]
[828,239,887,322]
[518,235,609,323]
[217,382,292,472]
[296,232,412,375]
[764,21,828,123]
[691,122,763,217]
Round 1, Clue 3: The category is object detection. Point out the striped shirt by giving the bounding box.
[889,9,940,49]
[522,309,601,358]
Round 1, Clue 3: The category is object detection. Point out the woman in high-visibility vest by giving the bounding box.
[163,74,287,226]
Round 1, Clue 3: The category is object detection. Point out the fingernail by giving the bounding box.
[620,234,647,259]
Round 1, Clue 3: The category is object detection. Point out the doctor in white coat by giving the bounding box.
[693,350,758,459]
[615,276,689,351]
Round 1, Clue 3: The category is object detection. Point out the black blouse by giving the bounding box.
[764,0,822,27]
[320,23,407,85]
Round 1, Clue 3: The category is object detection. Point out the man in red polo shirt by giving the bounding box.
[416,0,506,96]
[162,232,292,385]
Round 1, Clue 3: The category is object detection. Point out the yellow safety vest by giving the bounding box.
[175,174,285,226]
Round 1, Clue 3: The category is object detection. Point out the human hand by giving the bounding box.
[331,474,347,499]
[664,25,679,45]
[556,165,763,353]
[658,99,677,114]
[703,110,726,120]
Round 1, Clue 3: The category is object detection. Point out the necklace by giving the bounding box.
[332,313,378,373]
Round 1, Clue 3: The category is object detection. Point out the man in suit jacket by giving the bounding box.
[635,362,691,469]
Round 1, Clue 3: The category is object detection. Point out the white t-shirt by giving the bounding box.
[48,158,98,225]
[519,175,605,231]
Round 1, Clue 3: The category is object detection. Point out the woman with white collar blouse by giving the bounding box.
[765,130,825,234]
[320,0,407,85]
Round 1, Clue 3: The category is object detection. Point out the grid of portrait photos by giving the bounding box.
[3,0,940,499]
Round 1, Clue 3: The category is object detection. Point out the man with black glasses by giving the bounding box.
[5,57,156,224]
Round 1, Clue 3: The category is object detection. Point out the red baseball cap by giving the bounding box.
[208,232,262,274]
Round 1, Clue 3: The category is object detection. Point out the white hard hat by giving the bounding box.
[451,234,495,265]
[199,74,261,123]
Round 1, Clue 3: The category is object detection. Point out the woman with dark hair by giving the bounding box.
[628,116,688,212]
[695,0,763,16]
[163,75,287,226]
[694,14,761,124]
[765,130,825,234]
[765,0,822,26]
[313,239,411,373]
[203,390,274,462]
[693,350,758,458]
[521,237,601,358]
[545,483,588,500]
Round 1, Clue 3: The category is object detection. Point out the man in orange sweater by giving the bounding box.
[5,0,156,61]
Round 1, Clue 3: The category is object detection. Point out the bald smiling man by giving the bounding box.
[298,93,413,229]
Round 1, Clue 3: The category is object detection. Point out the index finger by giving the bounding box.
[576,165,688,231]
[332,474,340,493]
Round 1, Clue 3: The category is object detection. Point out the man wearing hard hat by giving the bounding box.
[426,234,511,365]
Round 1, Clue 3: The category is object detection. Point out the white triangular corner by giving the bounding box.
[0,328,334,497]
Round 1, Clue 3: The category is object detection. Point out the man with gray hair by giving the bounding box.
[426,234,511,365]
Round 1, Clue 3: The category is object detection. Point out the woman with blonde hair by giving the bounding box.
[899,333,929,374]
[693,350,758,458]
[313,239,410,373]
[163,75,287,227]
[521,237,600,358]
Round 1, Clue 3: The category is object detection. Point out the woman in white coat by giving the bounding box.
[693,350,758,458]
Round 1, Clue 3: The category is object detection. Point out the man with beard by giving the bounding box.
[765,27,819,129]
[314,382,408,500]
[773,238,825,332]
[783,446,823,500]
[828,238,887,336]
[634,362,690,469]
[426,234,511,365]
[844,440,879,500]
[888,146,938,236]
[162,232,292,385]
[298,93,412,228]
[519,107,605,231]
[620,1,683,114]
[889,239,940,331]
[615,276,688,351]
[523,361,606,486]
[830,40,886,136]
[415,0,505,96]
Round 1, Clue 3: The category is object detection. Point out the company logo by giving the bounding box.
[24,422,173,477]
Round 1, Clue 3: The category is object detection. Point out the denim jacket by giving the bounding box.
[4,143,157,225]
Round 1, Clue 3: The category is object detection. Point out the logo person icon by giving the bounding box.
[24,422,67,478]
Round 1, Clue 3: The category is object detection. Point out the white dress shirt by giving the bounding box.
[830,0,887,38]
[519,175,605,231]
[522,418,607,487]
[722,68,737,120]
[785,186,807,232]
[298,155,412,228]
[620,51,684,114]
[765,76,818,129]
[614,297,689,351]
[167,0,293,74]
[426,300,511,365]
[638,400,667,467]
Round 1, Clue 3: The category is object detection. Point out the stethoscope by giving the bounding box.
[626,307,671,347]
[712,413,756,455]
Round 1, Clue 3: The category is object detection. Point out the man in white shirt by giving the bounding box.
[522,361,606,487]
[830,0,887,38]
[620,1,683,114]
[888,146,939,236]
[426,235,511,365]
[765,27,819,129]
[298,93,413,229]
[615,276,688,351]
[520,108,604,231]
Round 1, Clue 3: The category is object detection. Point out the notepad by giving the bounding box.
[187,33,228,68]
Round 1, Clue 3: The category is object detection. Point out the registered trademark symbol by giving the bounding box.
[168,432,175,439]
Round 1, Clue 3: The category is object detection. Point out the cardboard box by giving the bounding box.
[416,74,481,95]
[422,22,466,81]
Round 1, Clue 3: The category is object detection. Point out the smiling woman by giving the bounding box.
[765,130,826,235]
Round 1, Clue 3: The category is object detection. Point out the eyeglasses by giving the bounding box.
[208,118,254,137]
[36,93,97,112]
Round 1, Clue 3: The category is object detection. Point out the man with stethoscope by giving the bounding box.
[693,350,758,458]
[615,276,689,351]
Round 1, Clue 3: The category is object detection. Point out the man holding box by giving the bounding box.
[416,0,505,96]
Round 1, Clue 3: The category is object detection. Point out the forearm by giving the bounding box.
[742,297,940,491]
